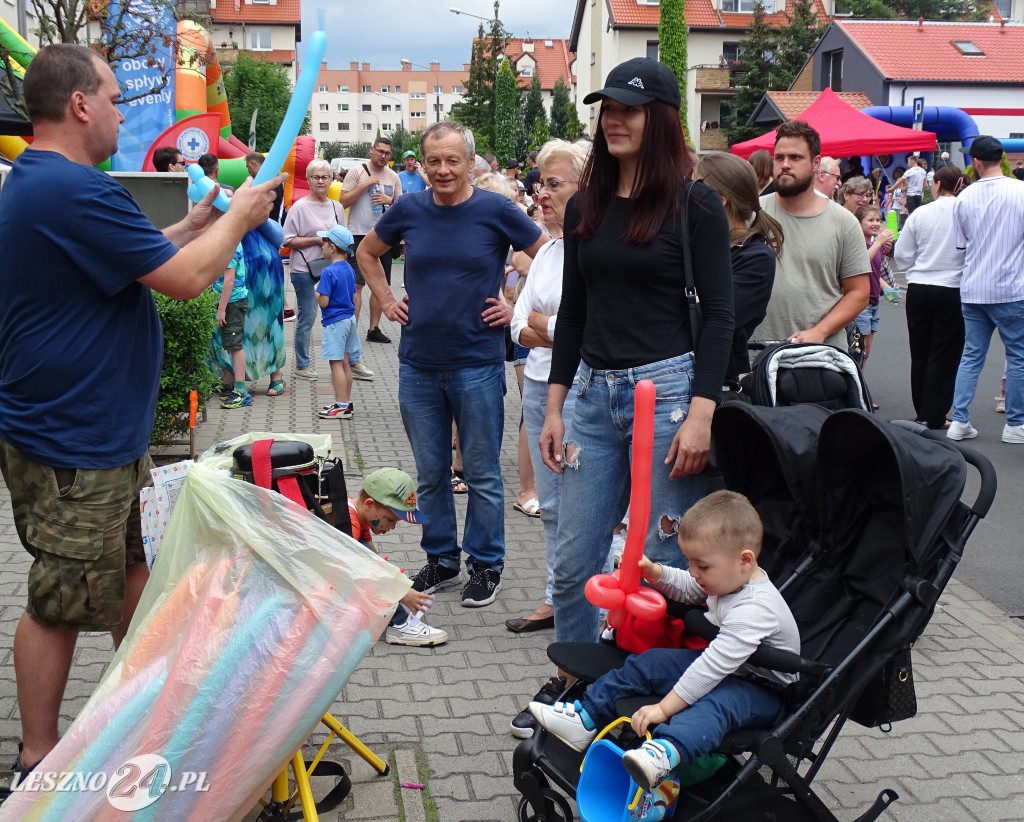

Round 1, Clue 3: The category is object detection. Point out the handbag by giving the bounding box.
[849,648,917,729]
[296,201,342,281]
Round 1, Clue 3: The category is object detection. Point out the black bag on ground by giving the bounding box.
[849,649,917,728]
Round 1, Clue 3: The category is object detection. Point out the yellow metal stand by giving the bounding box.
[256,712,389,820]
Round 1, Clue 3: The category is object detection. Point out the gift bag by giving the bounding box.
[0,433,410,821]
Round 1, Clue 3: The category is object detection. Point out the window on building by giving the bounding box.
[826,50,843,91]
[382,104,392,112]
[433,85,443,93]
[395,85,402,93]
[723,0,774,11]
[952,40,984,56]
[995,0,1011,15]
[590,52,596,65]
[722,42,740,64]
[362,123,374,131]
[337,85,348,93]
[319,123,329,131]
[383,123,392,130]
[318,84,327,93]
[338,103,349,111]
[382,85,390,93]
[646,41,659,61]
[340,123,350,131]
[250,27,271,50]
[318,103,328,111]
[589,106,595,119]
[396,104,402,111]
[362,104,372,112]
[520,66,533,77]
[362,85,372,93]
[410,92,426,99]
[434,103,444,114]
[452,85,463,94]
[411,111,425,118]
[252,0,270,4]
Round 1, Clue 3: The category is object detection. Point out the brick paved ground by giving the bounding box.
[2,263,1023,821]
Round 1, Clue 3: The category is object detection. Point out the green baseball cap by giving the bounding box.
[402,150,417,159]
[363,468,428,524]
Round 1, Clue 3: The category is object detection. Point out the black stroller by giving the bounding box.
[512,403,996,822]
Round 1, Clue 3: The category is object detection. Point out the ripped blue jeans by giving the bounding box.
[552,353,706,643]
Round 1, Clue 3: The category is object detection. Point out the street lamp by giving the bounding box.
[449,6,493,23]
[401,58,441,125]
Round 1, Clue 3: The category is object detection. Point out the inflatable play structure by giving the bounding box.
[861,104,1024,156]
[0,15,334,210]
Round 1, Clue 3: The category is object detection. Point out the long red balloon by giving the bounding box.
[584,379,666,626]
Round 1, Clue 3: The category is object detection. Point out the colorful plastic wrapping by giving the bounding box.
[0,434,410,821]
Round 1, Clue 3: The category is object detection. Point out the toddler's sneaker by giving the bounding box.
[511,676,566,739]
[410,559,461,594]
[622,739,681,792]
[528,701,596,752]
[385,619,448,647]
[1001,424,1024,444]
[946,420,978,441]
[319,402,353,419]
[351,362,374,381]
[221,389,252,409]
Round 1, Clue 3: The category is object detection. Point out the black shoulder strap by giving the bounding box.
[681,183,701,355]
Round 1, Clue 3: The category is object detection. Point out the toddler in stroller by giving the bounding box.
[529,491,798,792]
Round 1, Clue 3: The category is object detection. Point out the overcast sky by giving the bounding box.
[302,0,579,72]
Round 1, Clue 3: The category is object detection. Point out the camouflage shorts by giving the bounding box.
[0,437,152,631]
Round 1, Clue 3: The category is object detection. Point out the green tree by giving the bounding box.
[846,0,986,19]
[523,73,546,135]
[725,1,777,146]
[659,0,688,131]
[564,103,587,141]
[774,0,822,90]
[448,0,511,150]
[549,75,571,139]
[386,124,417,158]
[224,53,309,152]
[528,115,551,151]
[494,58,518,165]
[319,141,346,162]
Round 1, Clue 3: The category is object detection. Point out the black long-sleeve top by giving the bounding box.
[549,181,735,402]
[727,235,776,381]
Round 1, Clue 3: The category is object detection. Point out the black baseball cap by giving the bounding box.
[582,57,681,109]
[969,135,1003,162]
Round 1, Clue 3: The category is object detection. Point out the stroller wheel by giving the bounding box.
[517,788,573,822]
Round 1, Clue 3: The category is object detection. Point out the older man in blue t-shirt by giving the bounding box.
[357,122,546,609]
[0,44,284,776]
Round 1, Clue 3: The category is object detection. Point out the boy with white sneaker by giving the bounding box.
[347,468,448,647]
[530,491,799,791]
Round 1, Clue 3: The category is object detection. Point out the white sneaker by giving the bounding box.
[947,420,978,441]
[295,367,319,381]
[622,740,680,792]
[1001,424,1024,444]
[995,396,1006,413]
[528,701,597,751]
[351,363,374,381]
[384,620,448,647]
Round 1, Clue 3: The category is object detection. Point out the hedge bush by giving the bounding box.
[151,291,217,446]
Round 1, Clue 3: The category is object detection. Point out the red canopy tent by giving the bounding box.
[731,88,936,158]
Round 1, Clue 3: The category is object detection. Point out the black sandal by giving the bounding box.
[450,469,468,494]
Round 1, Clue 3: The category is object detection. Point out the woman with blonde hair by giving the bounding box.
[697,151,783,380]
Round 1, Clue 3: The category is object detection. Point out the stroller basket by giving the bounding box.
[513,410,996,822]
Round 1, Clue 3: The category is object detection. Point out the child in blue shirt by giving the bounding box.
[213,244,251,408]
[315,225,363,419]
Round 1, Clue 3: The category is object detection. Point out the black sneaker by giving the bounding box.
[410,560,461,594]
[511,676,567,739]
[366,327,391,344]
[461,564,501,607]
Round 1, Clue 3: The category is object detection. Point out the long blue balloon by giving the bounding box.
[253,29,327,186]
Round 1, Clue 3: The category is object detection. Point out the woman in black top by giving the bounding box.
[538,58,734,644]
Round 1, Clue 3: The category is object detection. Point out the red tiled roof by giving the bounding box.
[766,90,872,119]
[209,0,300,24]
[502,37,576,89]
[606,0,828,30]
[838,20,1024,83]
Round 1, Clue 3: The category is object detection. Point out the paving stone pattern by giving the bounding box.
[1,265,1023,821]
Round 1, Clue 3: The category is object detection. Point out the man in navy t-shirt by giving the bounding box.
[356,121,546,609]
[0,44,284,777]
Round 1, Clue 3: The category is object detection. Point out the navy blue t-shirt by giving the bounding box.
[373,187,542,369]
[0,150,179,468]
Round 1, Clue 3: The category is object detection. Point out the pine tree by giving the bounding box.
[528,116,551,151]
[523,73,546,134]
[448,2,511,151]
[494,58,519,165]
[564,103,587,141]
[725,1,778,145]
[659,0,688,132]
[550,75,571,139]
[774,0,822,90]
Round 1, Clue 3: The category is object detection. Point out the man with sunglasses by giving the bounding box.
[340,137,402,344]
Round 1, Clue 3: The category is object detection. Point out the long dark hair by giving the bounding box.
[573,100,692,245]
[934,165,969,196]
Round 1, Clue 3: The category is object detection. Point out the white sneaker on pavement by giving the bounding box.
[352,363,374,381]
[528,701,597,751]
[384,620,448,647]
[295,367,319,381]
[947,420,978,441]
[1001,424,1024,444]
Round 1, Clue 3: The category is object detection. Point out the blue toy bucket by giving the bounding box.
[577,738,680,822]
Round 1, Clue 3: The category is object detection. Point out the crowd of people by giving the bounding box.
[3,44,1024,795]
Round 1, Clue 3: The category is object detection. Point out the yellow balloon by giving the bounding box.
[327,180,342,202]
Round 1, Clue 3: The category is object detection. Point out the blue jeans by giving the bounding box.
[291,271,319,370]
[952,301,1024,428]
[553,353,706,643]
[399,362,507,572]
[522,376,578,606]
[580,648,783,767]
